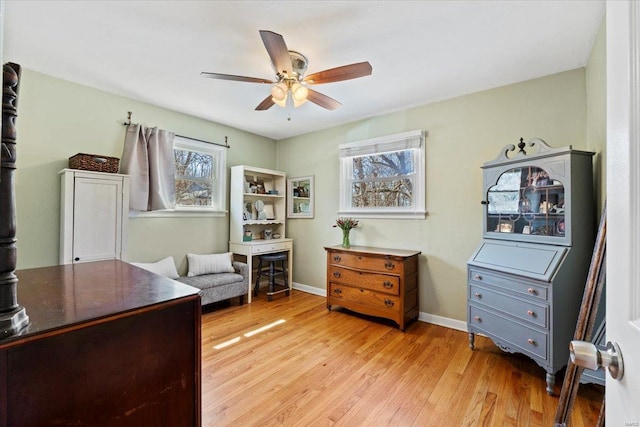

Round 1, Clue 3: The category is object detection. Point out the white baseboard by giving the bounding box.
[292,282,326,297]
[292,283,468,332]
[418,312,468,332]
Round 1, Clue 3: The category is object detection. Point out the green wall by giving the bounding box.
[277,68,589,321]
[15,69,276,272]
[586,17,607,218]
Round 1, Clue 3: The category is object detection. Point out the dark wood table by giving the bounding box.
[0,260,201,427]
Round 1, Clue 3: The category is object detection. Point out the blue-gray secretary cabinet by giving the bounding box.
[467,138,595,395]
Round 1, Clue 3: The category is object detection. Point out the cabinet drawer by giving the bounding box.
[468,267,548,301]
[328,266,399,295]
[252,241,291,254]
[329,284,401,313]
[328,252,402,274]
[469,284,548,329]
[469,305,547,361]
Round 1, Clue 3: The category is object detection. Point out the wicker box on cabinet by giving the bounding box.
[69,153,120,173]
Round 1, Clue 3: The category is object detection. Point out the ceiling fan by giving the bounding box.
[201,30,372,111]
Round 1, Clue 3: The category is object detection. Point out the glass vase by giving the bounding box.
[342,229,351,248]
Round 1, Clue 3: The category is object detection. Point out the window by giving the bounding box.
[339,130,426,219]
[126,134,227,218]
[173,136,226,214]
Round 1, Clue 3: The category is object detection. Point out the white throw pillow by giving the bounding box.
[131,256,180,279]
[187,252,235,277]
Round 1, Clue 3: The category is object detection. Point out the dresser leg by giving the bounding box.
[545,372,555,395]
[468,332,475,349]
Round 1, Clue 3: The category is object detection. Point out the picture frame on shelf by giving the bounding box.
[496,221,513,233]
[264,203,275,220]
[287,175,314,218]
[243,202,253,221]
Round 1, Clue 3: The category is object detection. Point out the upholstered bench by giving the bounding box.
[176,260,248,306]
[130,253,249,307]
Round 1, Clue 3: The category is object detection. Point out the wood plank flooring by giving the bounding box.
[201,290,603,426]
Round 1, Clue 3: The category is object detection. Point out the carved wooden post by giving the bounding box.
[0,62,29,337]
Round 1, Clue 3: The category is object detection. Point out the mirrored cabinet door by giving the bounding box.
[486,166,566,239]
[287,176,314,218]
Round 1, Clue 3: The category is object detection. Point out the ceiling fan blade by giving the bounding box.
[201,72,273,84]
[255,95,275,111]
[303,61,372,84]
[259,30,292,77]
[306,88,341,110]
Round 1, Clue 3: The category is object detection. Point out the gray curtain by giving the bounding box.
[120,124,176,211]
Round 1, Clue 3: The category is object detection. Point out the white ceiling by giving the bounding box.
[3,1,605,141]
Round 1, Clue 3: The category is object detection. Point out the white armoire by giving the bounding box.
[59,169,130,264]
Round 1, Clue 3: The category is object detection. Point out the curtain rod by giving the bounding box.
[122,111,230,149]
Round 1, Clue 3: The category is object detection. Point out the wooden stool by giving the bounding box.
[254,253,289,301]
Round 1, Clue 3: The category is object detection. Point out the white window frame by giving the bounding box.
[338,130,427,219]
[129,136,227,218]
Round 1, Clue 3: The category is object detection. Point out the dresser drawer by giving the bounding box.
[252,241,292,254]
[469,284,548,329]
[329,283,401,313]
[468,267,548,301]
[469,305,547,361]
[328,266,399,295]
[328,251,402,274]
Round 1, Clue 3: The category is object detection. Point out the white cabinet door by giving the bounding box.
[59,169,129,264]
[72,177,122,263]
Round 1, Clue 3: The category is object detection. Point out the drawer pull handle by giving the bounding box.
[474,292,482,298]
[474,274,482,280]
[333,255,341,262]
[527,288,537,295]
[384,261,395,270]
[384,299,394,307]
[527,339,537,346]
[474,316,481,322]
[383,281,393,289]
[333,288,342,295]
[333,271,341,278]
[527,310,535,317]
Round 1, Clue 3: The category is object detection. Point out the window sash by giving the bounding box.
[339,130,423,158]
[173,136,226,212]
[349,171,416,185]
[339,131,426,218]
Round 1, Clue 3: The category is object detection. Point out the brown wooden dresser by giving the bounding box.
[0,260,201,427]
[325,245,421,331]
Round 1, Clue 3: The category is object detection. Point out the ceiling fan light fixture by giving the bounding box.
[270,82,288,102]
[202,30,371,113]
[292,96,308,108]
[291,83,308,108]
[291,82,308,101]
[272,94,288,108]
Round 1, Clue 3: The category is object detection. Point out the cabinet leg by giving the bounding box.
[468,332,475,350]
[545,372,555,395]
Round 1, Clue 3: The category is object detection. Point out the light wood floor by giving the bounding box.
[201,290,603,427]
